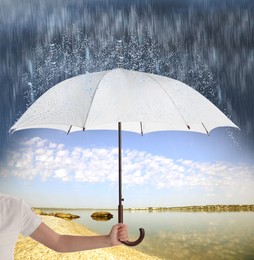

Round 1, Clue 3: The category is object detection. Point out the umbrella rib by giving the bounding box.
[146,74,191,130]
[82,71,108,128]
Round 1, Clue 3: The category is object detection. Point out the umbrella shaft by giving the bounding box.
[118,205,123,223]
[118,122,124,223]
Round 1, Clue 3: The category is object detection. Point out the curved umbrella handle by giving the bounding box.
[121,228,145,246]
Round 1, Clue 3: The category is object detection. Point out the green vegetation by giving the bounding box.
[127,205,254,212]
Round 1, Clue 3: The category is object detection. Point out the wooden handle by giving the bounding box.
[121,228,145,246]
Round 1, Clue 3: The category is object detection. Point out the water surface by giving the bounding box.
[44,209,254,259]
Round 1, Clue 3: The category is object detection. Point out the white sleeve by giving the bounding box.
[20,200,42,237]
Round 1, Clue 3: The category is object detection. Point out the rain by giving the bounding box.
[0,0,254,160]
[1,1,254,258]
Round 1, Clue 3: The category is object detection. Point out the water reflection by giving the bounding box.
[44,209,254,259]
[140,211,254,259]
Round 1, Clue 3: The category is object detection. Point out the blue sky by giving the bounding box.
[1,127,254,208]
[1,0,254,210]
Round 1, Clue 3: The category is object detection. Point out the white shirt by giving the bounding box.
[0,193,42,260]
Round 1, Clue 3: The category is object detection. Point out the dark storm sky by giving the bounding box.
[1,0,254,161]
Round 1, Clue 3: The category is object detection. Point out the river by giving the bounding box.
[43,209,254,259]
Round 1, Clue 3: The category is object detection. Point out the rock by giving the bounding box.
[32,208,80,220]
[91,211,113,221]
[47,212,57,217]
[33,208,47,215]
[54,212,80,220]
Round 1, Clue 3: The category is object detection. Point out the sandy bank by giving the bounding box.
[15,216,161,260]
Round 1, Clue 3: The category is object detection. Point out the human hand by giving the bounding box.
[108,223,129,246]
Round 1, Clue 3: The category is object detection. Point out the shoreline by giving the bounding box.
[36,204,254,212]
[15,215,161,260]
[128,204,254,212]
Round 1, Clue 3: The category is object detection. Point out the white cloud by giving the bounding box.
[54,169,69,182]
[1,137,254,200]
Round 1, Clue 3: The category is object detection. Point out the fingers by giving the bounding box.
[117,224,129,242]
[109,224,129,246]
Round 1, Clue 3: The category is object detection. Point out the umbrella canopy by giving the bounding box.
[10,68,238,135]
[10,68,239,246]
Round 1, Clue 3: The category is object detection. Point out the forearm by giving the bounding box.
[55,234,112,253]
[30,222,128,253]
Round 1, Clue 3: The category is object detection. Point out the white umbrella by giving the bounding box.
[10,68,239,246]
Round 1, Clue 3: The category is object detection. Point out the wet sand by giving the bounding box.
[15,216,161,260]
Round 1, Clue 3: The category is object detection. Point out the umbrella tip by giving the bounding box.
[9,125,16,134]
[67,125,72,135]
[201,123,209,134]
[140,122,144,136]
